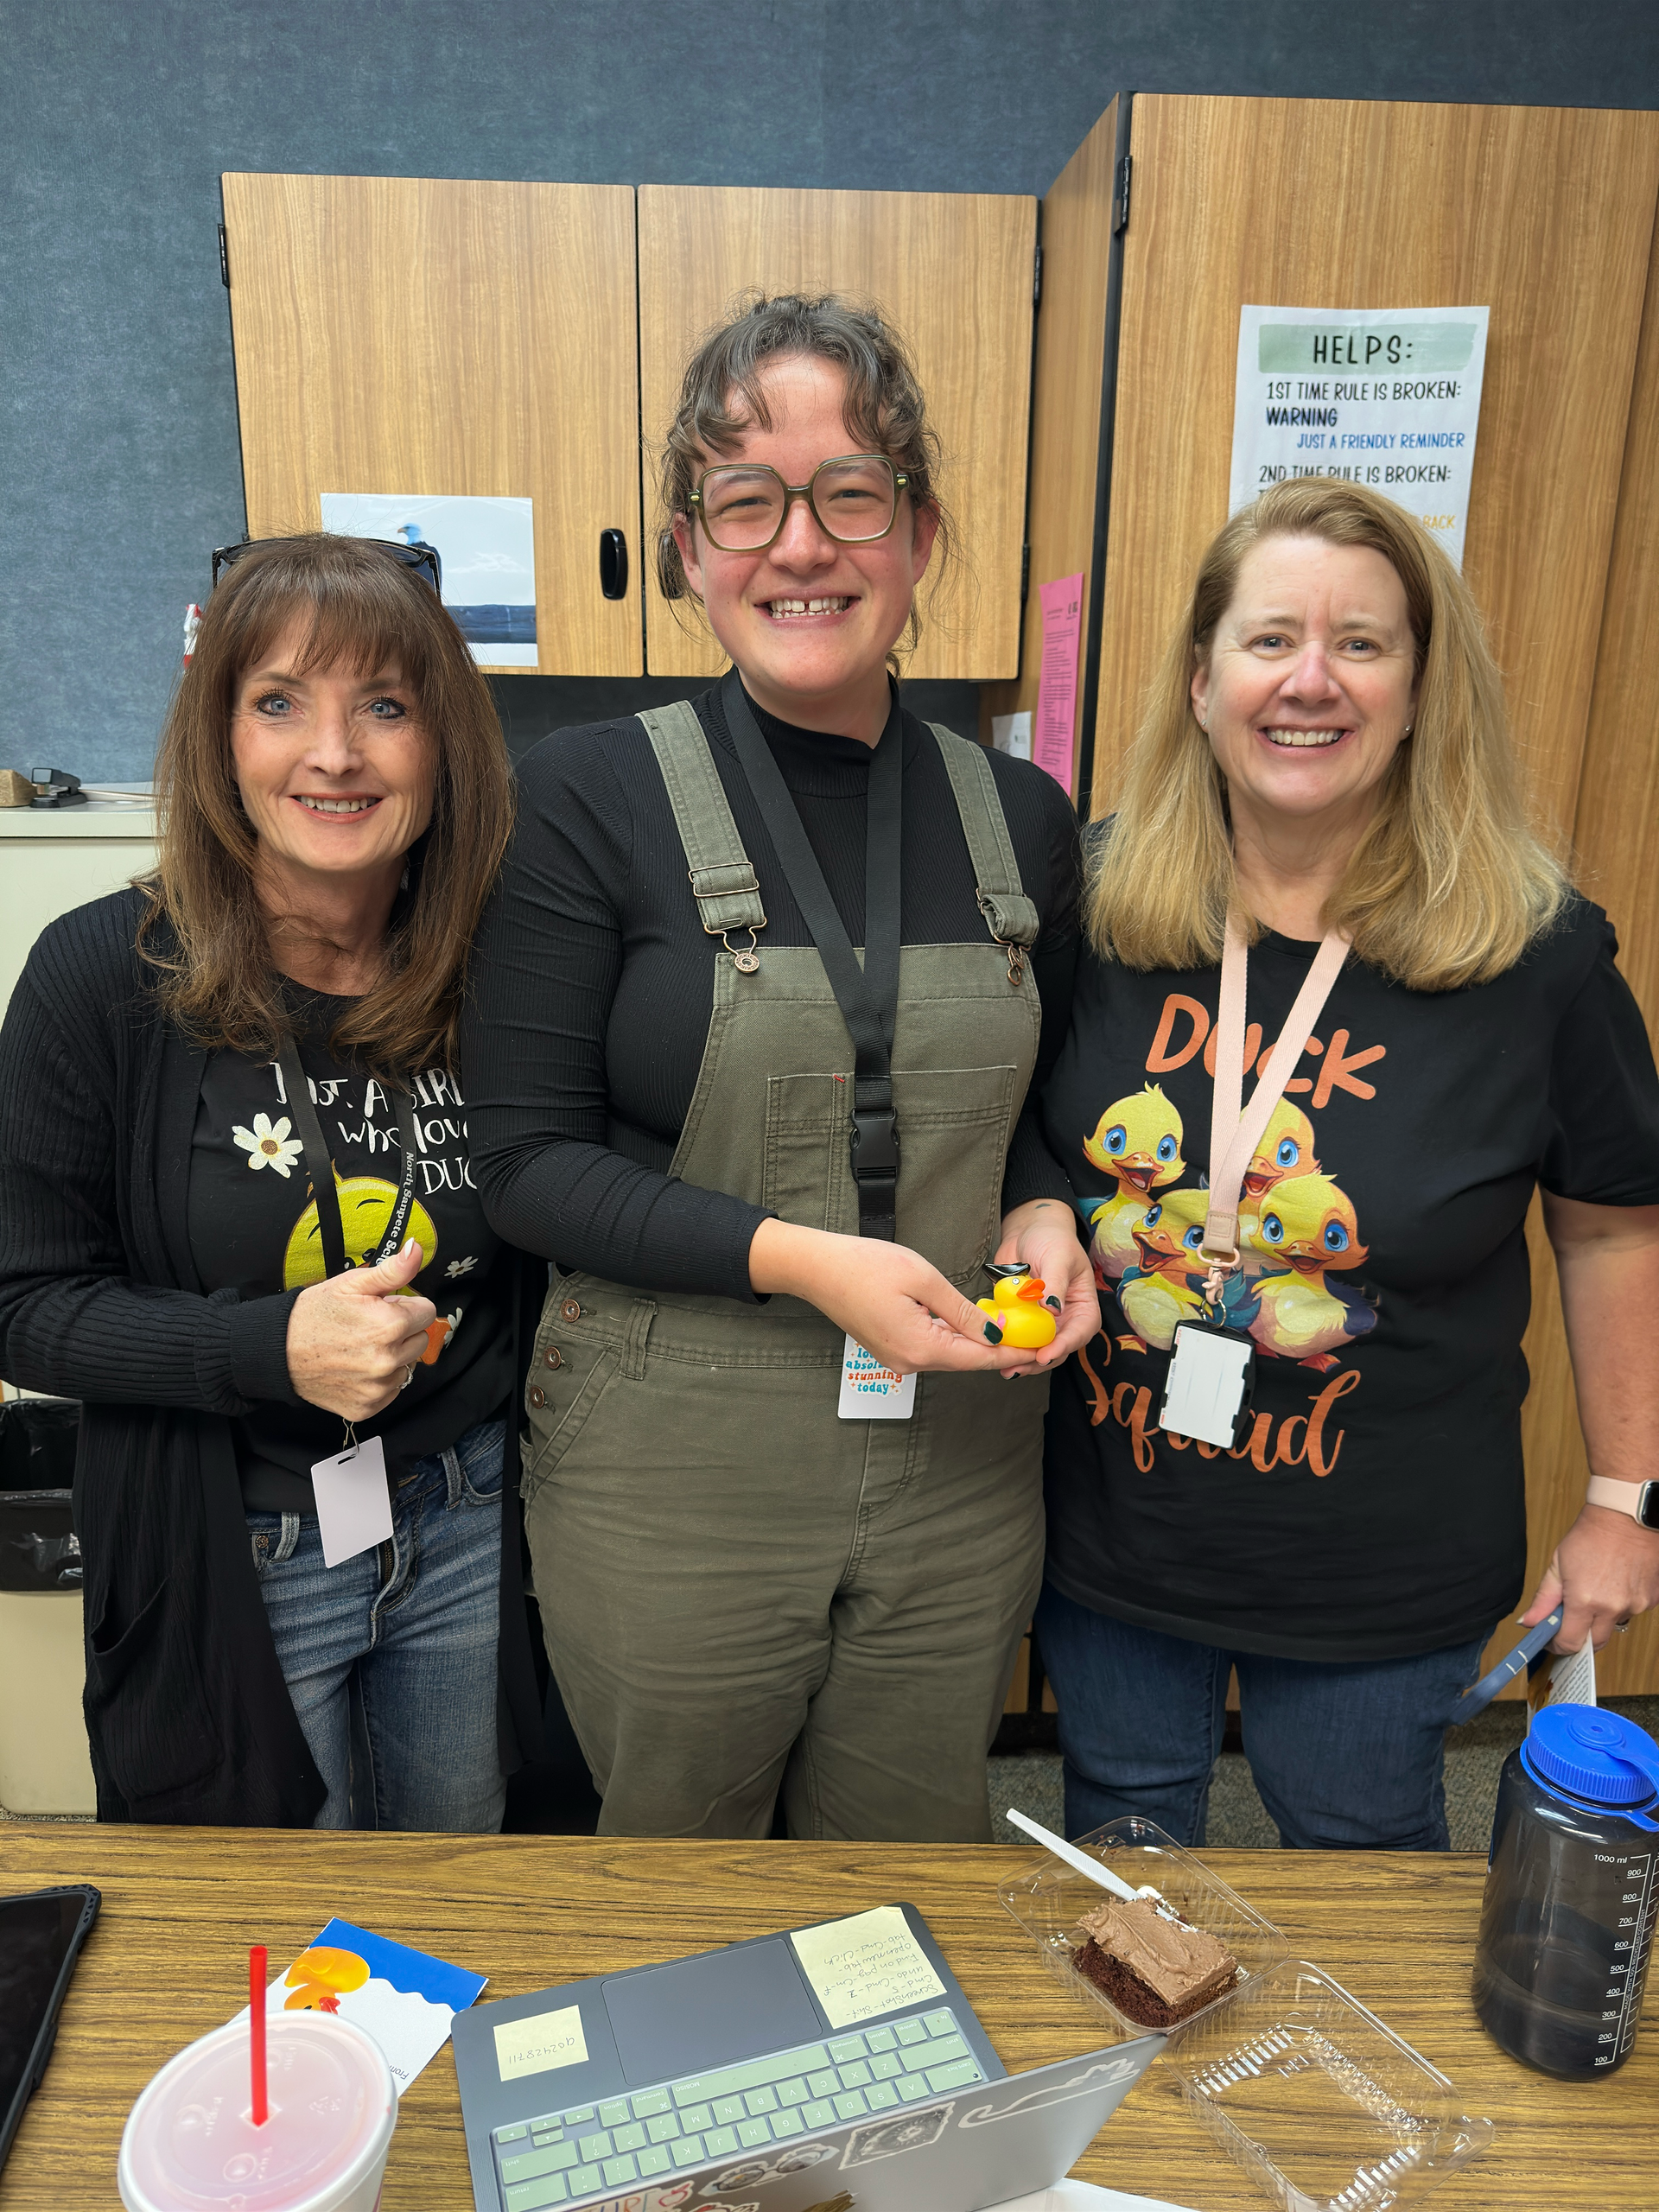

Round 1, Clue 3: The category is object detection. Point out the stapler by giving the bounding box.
[29,767,88,808]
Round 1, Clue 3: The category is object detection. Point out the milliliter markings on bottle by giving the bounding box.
[1612,1853,1658,2060]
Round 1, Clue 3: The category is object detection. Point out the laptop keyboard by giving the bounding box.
[491,2005,985,2209]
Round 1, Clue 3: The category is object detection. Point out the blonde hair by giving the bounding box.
[1086,479,1567,992]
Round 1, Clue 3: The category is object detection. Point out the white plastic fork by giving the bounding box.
[1005,1806,1185,1923]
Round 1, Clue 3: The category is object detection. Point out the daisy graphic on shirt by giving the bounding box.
[233,1112,302,1178]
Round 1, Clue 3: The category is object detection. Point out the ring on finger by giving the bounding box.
[400,1364,416,1391]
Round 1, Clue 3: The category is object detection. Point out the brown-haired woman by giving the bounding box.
[0,534,543,1827]
[1033,478,1659,1849]
[463,294,1096,1840]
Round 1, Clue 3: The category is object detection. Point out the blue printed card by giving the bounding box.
[235,1916,487,2092]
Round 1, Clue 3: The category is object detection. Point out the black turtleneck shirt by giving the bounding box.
[461,683,1081,1300]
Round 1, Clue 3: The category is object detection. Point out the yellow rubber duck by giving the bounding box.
[976,1265,1058,1349]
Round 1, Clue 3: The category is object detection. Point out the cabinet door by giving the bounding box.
[638,185,1036,683]
[220,175,642,676]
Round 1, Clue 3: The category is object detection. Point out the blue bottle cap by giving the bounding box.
[1524,1705,1659,1810]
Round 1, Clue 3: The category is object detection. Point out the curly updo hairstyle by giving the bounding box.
[655,291,957,659]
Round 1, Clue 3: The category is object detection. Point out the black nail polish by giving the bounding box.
[983,1319,1003,1344]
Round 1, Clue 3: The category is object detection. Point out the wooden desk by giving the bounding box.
[0,1829,1652,2209]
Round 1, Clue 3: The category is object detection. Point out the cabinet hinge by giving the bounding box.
[1033,244,1043,309]
[218,224,230,289]
[1112,156,1133,237]
[1020,543,1031,607]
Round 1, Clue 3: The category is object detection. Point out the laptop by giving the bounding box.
[453,1902,1163,2212]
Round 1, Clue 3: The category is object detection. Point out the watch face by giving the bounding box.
[1640,1483,1659,1531]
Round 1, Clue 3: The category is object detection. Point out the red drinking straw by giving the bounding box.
[250,1945,268,2126]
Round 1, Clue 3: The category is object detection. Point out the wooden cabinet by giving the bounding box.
[998,92,1659,1693]
[220,175,643,677]
[637,185,1036,683]
[220,175,1038,686]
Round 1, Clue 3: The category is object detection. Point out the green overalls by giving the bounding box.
[521,703,1049,1840]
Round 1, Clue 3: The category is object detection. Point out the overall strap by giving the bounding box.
[928,723,1041,977]
[639,701,767,963]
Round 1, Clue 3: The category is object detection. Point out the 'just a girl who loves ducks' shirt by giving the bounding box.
[188,988,513,1510]
[1037,895,1659,1662]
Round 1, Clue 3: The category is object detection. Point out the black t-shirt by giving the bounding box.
[1037,895,1659,1662]
[188,990,514,1508]
[461,683,1082,1299]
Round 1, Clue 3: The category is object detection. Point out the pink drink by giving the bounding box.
[118,2012,396,2212]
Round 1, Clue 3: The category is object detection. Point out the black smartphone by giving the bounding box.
[0,1885,101,2172]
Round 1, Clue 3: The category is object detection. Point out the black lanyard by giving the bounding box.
[276,1033,419,1278]
[722,669,904,1240]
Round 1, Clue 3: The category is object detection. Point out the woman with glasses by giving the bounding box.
[463,293,1095,1840]
[0,534,543,1827]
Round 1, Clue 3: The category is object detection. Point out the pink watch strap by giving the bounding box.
[1587,1477,1657,1522]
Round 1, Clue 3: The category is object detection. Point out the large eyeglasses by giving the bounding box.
[211,536,443,597]
[687,454,910,553]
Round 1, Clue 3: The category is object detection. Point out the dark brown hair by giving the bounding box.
[141,534,514,1075]
[655,291,957,657]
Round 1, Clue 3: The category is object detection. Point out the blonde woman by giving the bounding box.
[1033,479,1659,1849]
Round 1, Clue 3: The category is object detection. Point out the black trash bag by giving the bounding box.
[0,1399,81,1591]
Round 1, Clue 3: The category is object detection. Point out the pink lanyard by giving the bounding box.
[1201,910,1351,1287]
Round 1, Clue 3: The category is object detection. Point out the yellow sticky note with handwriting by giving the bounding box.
[790,1905,944,2030]
[493,2004,588,2082]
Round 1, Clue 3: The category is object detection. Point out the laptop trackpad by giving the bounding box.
[602,1938,822,2086]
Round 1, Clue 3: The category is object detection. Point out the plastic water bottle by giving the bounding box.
[1471,1704,1659,2077]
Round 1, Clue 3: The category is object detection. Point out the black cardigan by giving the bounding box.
[0,888,543,1824]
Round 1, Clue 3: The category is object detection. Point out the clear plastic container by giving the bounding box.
[998,1815,1287,2043]
[1168,1960,1493,2211]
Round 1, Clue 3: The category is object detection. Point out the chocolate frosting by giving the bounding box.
[1072,1897,1236,2006]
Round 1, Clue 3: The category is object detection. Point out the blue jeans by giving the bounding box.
[1034,1582,1491,1851]
[247,1417,506,1833]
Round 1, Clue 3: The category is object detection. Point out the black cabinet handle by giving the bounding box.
[600,529,628,600]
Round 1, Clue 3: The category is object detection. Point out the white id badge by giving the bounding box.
[837,1333,917,1421]
[311,1433,394,1568]
[1160,1322,1255,1450]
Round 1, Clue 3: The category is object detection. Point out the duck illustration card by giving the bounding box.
[234,1917,487,2091]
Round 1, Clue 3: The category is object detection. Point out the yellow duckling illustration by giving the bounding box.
[283,1945,371,2015]
[1080,1084,1185,1281]
[976,1264,1058,1349]
[1237,1100,1319,1274]
[1117,1186,1211,1352]
[1248,1170,1377,1371]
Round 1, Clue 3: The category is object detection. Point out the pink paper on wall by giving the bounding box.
[1033,574,1084,793]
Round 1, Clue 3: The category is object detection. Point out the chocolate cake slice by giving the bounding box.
[1071,1897,1238,2028]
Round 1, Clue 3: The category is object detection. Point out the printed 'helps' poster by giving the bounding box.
[1229,305,1489,566]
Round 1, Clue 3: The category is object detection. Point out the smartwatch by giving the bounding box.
[1586,1477,1659,1529]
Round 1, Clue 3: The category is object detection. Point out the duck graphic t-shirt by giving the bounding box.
[1037,896,1659,1661]
[188,992,512,1510]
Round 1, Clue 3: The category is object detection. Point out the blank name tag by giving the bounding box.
[311,1433,393,1568]
[837,1333,917,1421]
[1159,1323,1255,1450]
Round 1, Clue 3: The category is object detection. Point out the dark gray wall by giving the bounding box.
[4,2,1656,780]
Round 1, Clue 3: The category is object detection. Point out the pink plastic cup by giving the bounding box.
[118,2012,396,2212]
